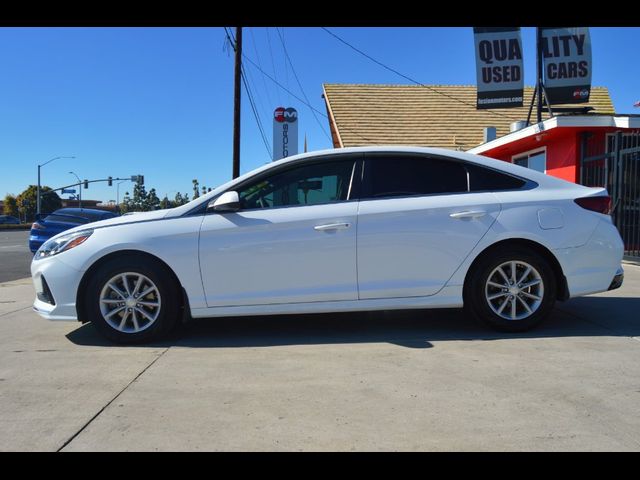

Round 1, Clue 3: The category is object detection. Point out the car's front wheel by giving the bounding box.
[85,256,180,343]
[464,247,557,332]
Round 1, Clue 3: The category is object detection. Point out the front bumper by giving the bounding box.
[608,267,624,291]
[31,255,83,321]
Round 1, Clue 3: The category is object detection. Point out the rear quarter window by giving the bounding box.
[466,164,526,191]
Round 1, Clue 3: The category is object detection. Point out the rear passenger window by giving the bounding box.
[362,156,468,199]
[466,164,526,191]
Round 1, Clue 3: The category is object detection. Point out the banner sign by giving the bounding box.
[473,27,524,109]
[541,27,592,104]
[273,107,298,161]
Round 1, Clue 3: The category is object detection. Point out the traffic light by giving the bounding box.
[131,174,144,185]
[84,179,89,189]
[108,176,112,186]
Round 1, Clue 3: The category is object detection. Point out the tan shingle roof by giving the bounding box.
[323,84,615,151]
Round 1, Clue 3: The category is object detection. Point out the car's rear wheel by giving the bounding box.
[86,256,180,343]
[464,247,557,332]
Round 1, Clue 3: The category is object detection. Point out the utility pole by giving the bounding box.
[232,26,242,179]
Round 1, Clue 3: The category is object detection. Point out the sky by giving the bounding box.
[0,26,638,204]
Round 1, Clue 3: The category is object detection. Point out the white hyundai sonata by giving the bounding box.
[31,146,624,343]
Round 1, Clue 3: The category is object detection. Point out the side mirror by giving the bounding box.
[208,191,240,212]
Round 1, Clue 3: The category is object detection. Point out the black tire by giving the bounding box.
[464,247,557,332]
[85,255,181,344]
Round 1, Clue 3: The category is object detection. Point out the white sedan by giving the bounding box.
[30,147,624,343]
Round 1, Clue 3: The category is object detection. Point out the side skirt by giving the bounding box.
[189,286,463,318]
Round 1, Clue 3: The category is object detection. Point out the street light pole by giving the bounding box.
[37,156,75,215]
[116,180,128,212]
[69,171,82,209]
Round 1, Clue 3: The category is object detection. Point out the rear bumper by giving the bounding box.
[554,219,625,298]
[28,235,44,253]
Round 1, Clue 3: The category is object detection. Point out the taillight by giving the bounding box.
[31,222,46,230]
[574,196,612,215]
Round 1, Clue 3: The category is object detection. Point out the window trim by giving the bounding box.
[202,153,363,215]
[360,152,534,202]
[511,146,547,173]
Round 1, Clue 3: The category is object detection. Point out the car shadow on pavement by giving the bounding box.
[65,295,640,349]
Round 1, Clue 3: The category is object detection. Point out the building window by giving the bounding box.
[513,149,546,173]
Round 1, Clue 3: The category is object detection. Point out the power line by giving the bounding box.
[242,67,273,158]
[225,28,272,159]
[249,27,275,113]
[321,27,519,121]
[242,53,374,144]
[276,27,332,142]
[265,27,282,105]
[277,27,292,105]
[241,36,272,134]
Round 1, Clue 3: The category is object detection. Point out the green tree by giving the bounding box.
[145,188,161,211]
[159,195,171,210]
[129,183,147,211]
[16,185,61,222]
[3,194,19,217]
[173,192,190,206]
[192,179,199,199]
[120,191,132,214]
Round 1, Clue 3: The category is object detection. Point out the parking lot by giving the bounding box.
[1,240,639,450]
[0,230,32,283]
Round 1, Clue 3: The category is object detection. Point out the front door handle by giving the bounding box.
[449,210,487,219]
[314,222,351,231]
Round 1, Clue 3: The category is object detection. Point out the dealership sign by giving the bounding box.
[473,27,524,109]
[541,27,592,104]
[273,107,298,161]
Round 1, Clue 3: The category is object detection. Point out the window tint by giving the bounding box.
[237,159,355,210]
[466,164,526,191]
[363,156,468,199]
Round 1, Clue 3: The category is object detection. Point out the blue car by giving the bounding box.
[0,215,21,224]
[29,208,118,253]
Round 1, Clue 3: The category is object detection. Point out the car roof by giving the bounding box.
[53,208,112,214]
[168,145,585,218]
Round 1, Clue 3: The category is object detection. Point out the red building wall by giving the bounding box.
[479,127,624,184]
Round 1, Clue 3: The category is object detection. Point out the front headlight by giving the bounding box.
[34,229,93,260]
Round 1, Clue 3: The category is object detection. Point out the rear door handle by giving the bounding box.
[314,222,351,231]
[449,210,487,219]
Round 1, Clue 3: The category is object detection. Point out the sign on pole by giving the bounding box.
[273,107,298,161]
[473,27,524,109]
[541,27,592,104]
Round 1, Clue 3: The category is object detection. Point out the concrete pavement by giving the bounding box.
[1,265,639,451]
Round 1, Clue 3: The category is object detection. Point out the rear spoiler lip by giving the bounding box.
[580,186,609,197]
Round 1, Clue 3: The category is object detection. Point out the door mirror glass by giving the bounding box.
[209,191,240,212]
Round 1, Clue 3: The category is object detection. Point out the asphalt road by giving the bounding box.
[0,231,32,283]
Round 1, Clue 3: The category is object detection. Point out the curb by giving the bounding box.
[623,256,640,267]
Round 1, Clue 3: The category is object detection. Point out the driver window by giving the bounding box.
[238,160,355,210]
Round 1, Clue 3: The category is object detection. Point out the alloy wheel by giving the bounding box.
[99,272,162,333]
[484,260,544,321]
